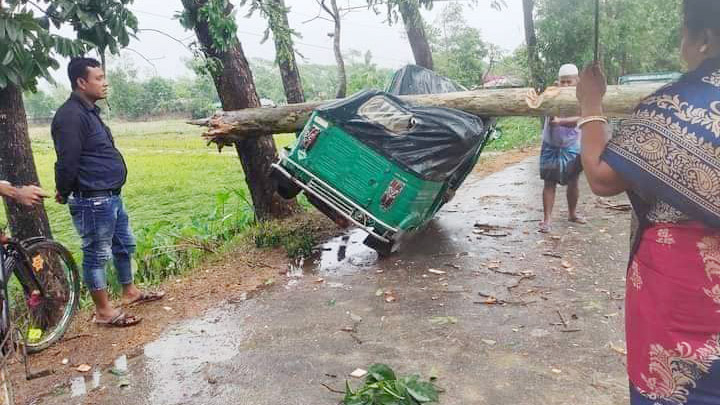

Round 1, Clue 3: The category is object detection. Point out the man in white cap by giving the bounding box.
[538,63,586,233]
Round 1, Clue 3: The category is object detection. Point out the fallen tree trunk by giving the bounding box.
[193,84,662,145]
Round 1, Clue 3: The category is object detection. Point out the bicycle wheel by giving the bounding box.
[7,240,79,353]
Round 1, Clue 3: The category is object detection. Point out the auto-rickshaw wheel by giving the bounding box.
[270,166,301,199]
[363,234,394,257]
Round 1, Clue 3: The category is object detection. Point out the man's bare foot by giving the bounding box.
[539,221,552,233]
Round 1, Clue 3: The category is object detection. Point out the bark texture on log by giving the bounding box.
[182,0,296,221]
[194,83,662,144]
[0,84,52,239]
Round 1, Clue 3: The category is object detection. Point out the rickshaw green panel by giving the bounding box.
[285,120,445,230]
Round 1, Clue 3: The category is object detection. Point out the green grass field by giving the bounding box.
[13,120,296,257]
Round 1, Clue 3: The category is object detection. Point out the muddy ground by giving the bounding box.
[15,150,633,404]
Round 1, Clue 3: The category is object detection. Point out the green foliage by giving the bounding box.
[249,55,392,105]
[0,0,137,91]
[133,188,254,285]
[367,0,506,25]
[199,0,238,52]
[23,89,55,117]
[343,364,440,405]
[251,220,318,258]
[487,117,542,151]
[178,0,238,78]
[345,51,393,94]
[535,0,683,84]
[241,0,300,65]
[428,3,488,88]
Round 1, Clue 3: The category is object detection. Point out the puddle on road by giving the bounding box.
[309,229,378,275]
[142,308,245,404]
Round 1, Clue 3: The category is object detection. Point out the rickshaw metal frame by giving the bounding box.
[272,152,399,244]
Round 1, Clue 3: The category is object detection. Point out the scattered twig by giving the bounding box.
[62,333,93,343]
[556,310,569,329]
[596,199,632,212]
[542,252,563,259]
[507,275,536,292]
[321,382,345,394]
[488,268,525,277]
[560,329,582,333]
[476,292,535,306]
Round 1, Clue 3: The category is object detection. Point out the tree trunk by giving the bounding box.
[182,0,296,221]
[195,83,663,142]
[399,2,433,71]
[268,0,305,104]
[329,0,346,98]
[522,0,543,90]
[0,85,52,240]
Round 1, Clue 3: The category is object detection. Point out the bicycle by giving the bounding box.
[0,235,80,404]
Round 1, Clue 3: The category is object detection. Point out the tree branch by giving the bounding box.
[123,48,160,75]
[137,28,194,52]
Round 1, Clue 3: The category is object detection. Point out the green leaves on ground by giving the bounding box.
[344,364,439,405]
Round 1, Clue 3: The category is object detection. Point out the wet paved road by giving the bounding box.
[41,157,634,405]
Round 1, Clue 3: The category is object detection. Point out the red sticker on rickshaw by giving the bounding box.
[380,179,405,211]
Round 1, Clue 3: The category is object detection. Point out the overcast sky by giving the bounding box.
[49,0,525,85]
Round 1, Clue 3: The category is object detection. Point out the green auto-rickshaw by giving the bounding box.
[271,87,493,255]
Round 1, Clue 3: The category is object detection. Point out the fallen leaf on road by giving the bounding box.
[609,342,627,355]
[375,289,384,297]
[604,312,619,318]
[76,364,92,373]
[61,358,69,365]
[551,368,562,374]
[428,269,446,275]
[350,368,368,378]
[430,316,458,325]
[561,261,572,269]
[481,339,497,346]
[314,278,325,284]
[384,291,397,303]
[163,306,173,312]
[429,366,439,381]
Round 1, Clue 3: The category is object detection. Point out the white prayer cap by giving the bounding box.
[558,64,579,77]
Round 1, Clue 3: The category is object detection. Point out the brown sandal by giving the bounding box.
[93,312,142,328]
[124,291,166,307]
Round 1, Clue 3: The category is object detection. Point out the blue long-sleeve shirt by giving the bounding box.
[51,93,127,198]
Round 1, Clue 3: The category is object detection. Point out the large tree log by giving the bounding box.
[194,84,662,145]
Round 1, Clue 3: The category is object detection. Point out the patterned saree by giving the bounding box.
[602,56,720,405]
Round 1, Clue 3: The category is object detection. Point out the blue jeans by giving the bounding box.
[68,195,136,291]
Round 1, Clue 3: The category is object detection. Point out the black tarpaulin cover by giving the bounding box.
[315,90,488,183]
[386,64,467,95]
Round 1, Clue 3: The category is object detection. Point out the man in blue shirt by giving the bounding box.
[52,57,164,327]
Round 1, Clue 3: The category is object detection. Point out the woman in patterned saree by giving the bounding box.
[576,1,720,404]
